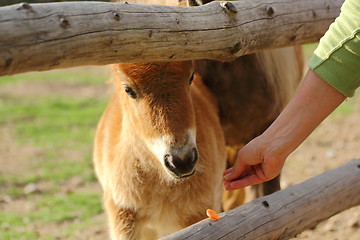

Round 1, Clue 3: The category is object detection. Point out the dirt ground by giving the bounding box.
[282,94,360,240]
[282,92,360,240]
[1,67,359,240]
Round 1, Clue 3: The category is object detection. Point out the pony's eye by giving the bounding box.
[124,86,137,99]
[189,72,195,85]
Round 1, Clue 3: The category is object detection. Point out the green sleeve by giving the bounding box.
[308,0,360,97]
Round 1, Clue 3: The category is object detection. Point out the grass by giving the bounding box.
[0,67,108,87]
[0,96,107,186]
[0,193,103,240]
[34,193,103,222]
[0,66,109,239]
[0,97,107,147]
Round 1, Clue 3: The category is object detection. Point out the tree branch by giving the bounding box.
[160,159,360,240]
[0,0,344,76]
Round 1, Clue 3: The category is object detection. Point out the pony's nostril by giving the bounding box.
[164,154,175,172]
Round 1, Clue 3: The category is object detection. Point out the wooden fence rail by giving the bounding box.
[0,0,344,76]
[161,159,360,240]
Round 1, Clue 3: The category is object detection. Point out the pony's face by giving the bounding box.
[114,62,198,179]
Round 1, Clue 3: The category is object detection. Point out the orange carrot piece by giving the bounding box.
[206,209,220,221]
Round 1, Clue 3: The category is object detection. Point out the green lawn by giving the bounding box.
[0,67,110,240]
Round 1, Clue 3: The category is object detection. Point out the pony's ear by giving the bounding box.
[184,0,213,6]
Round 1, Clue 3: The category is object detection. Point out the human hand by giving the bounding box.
[223,70,346,191]
[223,136,286,191]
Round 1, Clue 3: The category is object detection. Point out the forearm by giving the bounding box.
[270,0,359,158]
[223,70,346,190]
[261,70,346,159]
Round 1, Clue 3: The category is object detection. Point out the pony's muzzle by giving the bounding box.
[164,148,198,178]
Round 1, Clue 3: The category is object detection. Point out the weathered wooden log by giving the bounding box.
[161,159,360,240]
[0,0,344,76]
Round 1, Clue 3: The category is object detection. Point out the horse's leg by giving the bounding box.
[222,144,246,210]
[104,190,138,240]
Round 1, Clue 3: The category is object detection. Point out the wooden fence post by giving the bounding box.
[0,0,344,76]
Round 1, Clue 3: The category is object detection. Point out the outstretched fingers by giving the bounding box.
[223,161,248,182]
[223,167,233,177]
[223,164,267,190]
[223,173,263,190]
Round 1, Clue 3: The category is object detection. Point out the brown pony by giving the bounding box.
[93,61,227,239]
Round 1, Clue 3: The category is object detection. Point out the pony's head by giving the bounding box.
[113,62,198,179]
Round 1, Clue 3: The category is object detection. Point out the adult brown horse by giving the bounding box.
[186,0,304,205]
